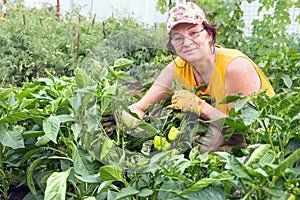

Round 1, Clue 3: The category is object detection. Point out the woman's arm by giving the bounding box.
[198,57,261,152]
[125,62,175,119]
[225,57,260,101]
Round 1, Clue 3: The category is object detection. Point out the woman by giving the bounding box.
[121,2,274,152]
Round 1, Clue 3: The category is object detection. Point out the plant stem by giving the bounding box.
[0,143,8,199]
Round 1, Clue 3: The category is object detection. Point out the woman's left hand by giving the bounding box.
[167,90,205,115]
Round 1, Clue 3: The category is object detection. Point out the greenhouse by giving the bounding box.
[0,0,299,200]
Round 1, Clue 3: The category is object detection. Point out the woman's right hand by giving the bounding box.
[121,103,145,129]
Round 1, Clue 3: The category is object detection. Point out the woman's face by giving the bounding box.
[170,23,211,63]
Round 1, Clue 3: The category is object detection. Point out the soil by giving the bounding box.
[2,185,30,200]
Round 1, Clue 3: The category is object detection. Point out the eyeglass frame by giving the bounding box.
[170,27,206,47]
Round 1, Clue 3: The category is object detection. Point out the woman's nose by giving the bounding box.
[182,36,193,46]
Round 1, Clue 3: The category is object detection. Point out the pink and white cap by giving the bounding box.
[167,2,208,33]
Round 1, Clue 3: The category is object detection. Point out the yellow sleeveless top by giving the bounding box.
[174,48,275,114]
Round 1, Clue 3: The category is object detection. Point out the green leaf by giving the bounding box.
[229,155,251,180]
[43,115,61,144]
[183,188,226,200]
[92,65,108,81]
[291,113,300,123]
[136,122,158,138]
[245,144,271,167]
[27,157,50,195]
[274,148,300,175]
[241,105,260,126]
[19,147,48,165]
[99,165,128,187]
[264,187,287,198]
[44,169,71,200]
[83,197,96,200]
[97,181,113,193]
[35,135,51,146]
[0,111,33,123]
[8,95,17,107]
[115,187,139,200]
[38,77,54,86]
[224,117,247,132]
[27,156,72,195]
[280,74,292,88]
[219,94,243,104]
[234,97,249,112]
[56,114,74,123]
[267,114,284,121]
[100,138,114,160]
[157,180,185,199]
[107,190,117,200]
[0,124,24,149]
[74,173,101,183]
[259,150,276,167]
[22,130,44,139]
[75,67,93,88]
[113,58,133,68]
[138,188,154,197]
[71,123,82,140]
[0,88,12,99]
[73,146,94,176]
[181,176,232,195]
[103,83,117,96]
[70,95,82,113]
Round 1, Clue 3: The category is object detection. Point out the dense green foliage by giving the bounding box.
[0,5,147,86]
[0,0,299,199]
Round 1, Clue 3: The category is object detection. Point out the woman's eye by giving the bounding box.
[189,32,197,37]
[174,36,183,41]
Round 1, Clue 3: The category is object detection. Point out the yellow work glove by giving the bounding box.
[167,90,205,116]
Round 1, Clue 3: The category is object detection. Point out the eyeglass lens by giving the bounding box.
[170,27,205,47]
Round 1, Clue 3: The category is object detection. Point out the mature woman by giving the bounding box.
[122,2,274,152]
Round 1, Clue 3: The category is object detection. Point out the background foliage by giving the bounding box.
[0,0,299,199]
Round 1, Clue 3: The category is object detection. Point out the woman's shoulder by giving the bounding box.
[217,46,246,58]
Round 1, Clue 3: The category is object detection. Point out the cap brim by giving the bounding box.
[168,20,202,32]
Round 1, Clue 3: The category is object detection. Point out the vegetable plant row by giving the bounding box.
[0,1,299,199]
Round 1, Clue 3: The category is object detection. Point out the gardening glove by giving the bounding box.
[167,90,205,116]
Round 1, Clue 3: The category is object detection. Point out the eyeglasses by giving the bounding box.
[171,27,205,47]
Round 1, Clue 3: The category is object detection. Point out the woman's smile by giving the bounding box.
[183,47,198,54]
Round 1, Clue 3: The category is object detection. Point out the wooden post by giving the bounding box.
[102,21,106,39]
[76,15,81,63]
[91,13,96,30]
[23,14,26,25]
[56,0,60,21]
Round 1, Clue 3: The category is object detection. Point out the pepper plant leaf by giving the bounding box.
[43,115,61,144]
[0,124,24,149]
[44,168,71,200]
